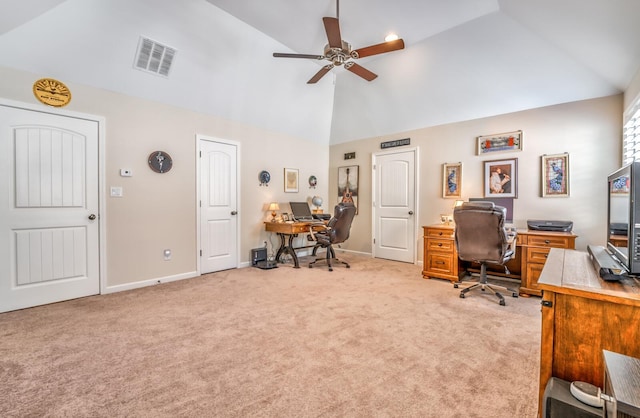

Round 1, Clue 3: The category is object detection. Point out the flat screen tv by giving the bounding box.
[606,161,640,274]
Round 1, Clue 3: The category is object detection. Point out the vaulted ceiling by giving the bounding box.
[1,0,639,145]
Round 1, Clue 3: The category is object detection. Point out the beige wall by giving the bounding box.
[0,67,329,289]
[624,66,640,114]
[330,95,623,256]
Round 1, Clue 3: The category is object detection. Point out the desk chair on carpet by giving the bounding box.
[308,202,356,271]
[452,201,519,306]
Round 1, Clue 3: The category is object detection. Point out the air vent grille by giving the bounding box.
[134,37,176,77]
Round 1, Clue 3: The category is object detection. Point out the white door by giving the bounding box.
[0,105,100,313]
[372,149,417,263]
[199,138,238,273]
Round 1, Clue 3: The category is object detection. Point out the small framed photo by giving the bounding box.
[284,168,299,193]
[541,153,570,197]
[477,130,523,155]
[442,162,462,198]
[281,213,289,222]
[484,158,517,198]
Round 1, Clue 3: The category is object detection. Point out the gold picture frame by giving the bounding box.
[284,168,299,193]
[442,162,462,198]
[541,153,570,197]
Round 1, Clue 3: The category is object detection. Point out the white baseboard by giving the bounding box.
[103,271,199,294]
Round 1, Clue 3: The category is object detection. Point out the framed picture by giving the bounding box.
[338,165,359,214]
[281,213,289,222]
[284,168,298,193]
[611,175,630,194]
[483,158,517,198]
[442,162,462,198]
[541,153,570,197]
[477,130,523,155]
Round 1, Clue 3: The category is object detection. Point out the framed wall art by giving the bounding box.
[541,153,570,197]
[477,130,523,155]
[442,162,462,198]
[483,158,517,198]
[284,168,299,193]
[337,165,358,214]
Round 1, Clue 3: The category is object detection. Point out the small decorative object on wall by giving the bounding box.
[338,165,359,214]
[284,168,299,193]
[442,162,462,198]
[541,153,570,197]
[381,138,410,149]
[483,158,517,198]
[148,151,173,173]
[259,170,271,186]
[344,152,356,160]
[477,130,523,155]
[33,78,72,107]
[308,175,317,189]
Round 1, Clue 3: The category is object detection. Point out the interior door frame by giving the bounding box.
[0,98,106,293]
[371,147,420,264]
[195,134,241,274]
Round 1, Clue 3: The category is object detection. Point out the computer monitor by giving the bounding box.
[468,197,514,224]
[289,201,312,218]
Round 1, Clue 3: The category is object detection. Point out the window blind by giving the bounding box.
[623,106,640,165]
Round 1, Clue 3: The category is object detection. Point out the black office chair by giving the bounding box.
[308,202,356,271]
[452,201,519,306]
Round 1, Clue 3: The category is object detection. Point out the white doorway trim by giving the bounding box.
[0,98,107,294]
[371,147,419,264]
[195,134,241,274]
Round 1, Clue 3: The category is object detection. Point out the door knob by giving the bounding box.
[231,211,238,215]
[408,211,414,215]
[88,214,96,220]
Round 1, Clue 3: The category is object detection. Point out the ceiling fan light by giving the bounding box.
[385,33,399,42]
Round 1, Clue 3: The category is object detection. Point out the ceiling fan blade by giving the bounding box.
[273,52,324,60]
[307,64,334,84]
[345,62,377,81]
[323,17,342,49]
[352,39,405,59]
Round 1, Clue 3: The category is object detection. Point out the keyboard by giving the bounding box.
[294,216,314,222]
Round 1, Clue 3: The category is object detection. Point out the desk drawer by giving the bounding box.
[425,228,454,239]
[427,238,455,252]
[527,235,571,248]
[526,247,551,264]
[427,252,455,275]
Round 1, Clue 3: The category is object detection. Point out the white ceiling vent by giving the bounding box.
[134,37,176,77]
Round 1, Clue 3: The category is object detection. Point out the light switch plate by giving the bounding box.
[110,186,123,197]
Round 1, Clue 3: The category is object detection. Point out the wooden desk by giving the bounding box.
[421,224,577,296]
[537,248,640,415]
[264,221,326,268]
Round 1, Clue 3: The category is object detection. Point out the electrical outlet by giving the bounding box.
[110,186,123,197]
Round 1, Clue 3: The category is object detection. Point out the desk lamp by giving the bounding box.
[268,202,280,222]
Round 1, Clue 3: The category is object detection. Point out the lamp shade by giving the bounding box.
[268,202,280,211]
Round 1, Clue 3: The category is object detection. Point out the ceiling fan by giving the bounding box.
[272,0,405,84]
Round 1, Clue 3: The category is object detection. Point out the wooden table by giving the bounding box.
[264,221,327,268]
[537,248,640,415]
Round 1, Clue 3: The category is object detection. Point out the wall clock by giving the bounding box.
[32,78,72,107]
[259,170,271,186]
[148,151,173,173]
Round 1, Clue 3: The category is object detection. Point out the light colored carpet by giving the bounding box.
[0,254,541,417]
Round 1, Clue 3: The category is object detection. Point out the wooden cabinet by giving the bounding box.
[537,249,640,415]
[422,224,576,296]
[519,231,576,296]
[422,225,460,282]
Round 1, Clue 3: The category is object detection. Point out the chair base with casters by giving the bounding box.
[308,245,350,271]
[453,263,518,306]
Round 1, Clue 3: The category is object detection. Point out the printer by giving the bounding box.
[527,220,573,232]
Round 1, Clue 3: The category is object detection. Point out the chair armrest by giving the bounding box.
[308,223,330,241]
